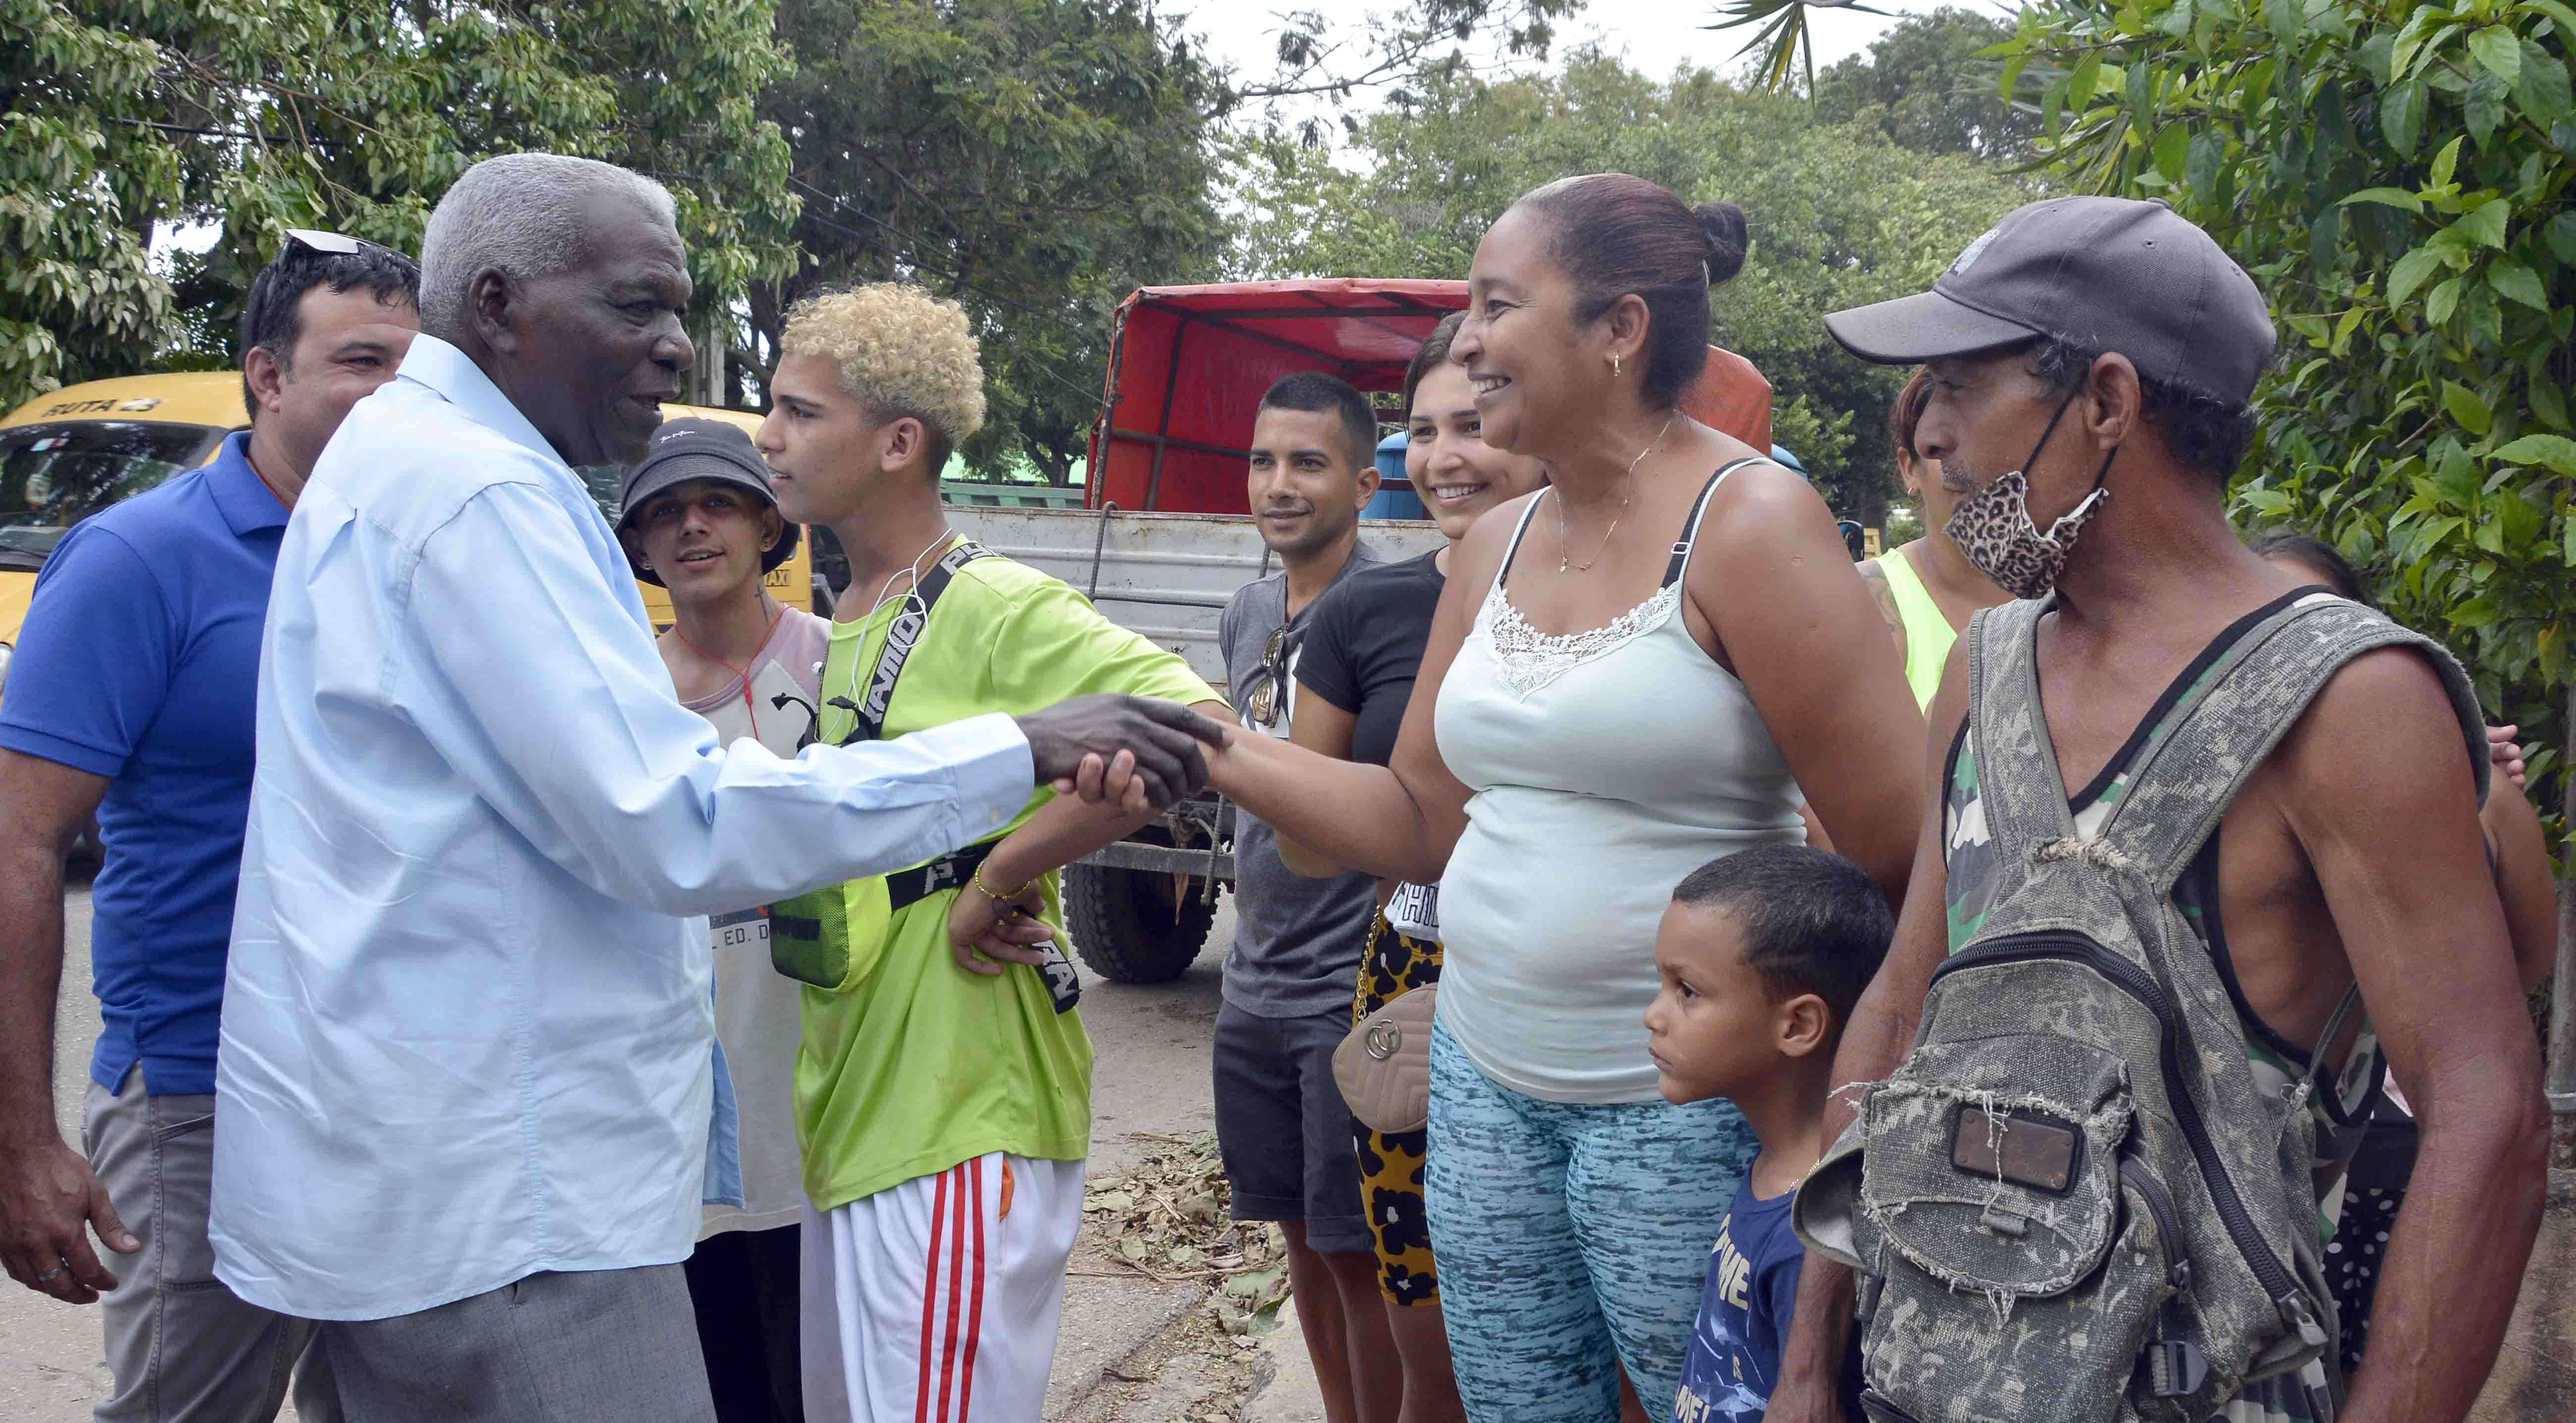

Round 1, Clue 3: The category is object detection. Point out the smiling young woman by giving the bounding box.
[1205,173,1926,1423]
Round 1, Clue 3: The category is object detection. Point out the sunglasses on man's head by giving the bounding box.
[283,228,395,259]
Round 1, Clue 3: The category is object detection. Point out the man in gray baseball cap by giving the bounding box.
[1824,195,2278,408]
[1821,195,2276,602]
[1767,197,2545,1423]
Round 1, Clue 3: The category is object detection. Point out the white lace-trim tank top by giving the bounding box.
[1432,459,1809,1103]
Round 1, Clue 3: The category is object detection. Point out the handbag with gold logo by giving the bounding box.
[1331,986,1437,1134]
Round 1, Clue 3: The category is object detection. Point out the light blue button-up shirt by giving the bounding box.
[211,335,1033,1321]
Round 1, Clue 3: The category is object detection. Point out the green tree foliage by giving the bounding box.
[1250,0,1577,130]
[1815,6,2039,161]
[0,0,799,413]
[1228,52,2027,518]
[756,0,1583,484]
[10,0,1577,483]
[1994,0,2576,793]
[2,2,173,407]
[754,0,1231,485]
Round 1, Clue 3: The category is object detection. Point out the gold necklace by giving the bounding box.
[1557,412,1679,574]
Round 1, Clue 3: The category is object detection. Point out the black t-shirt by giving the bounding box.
[1295,550,1443,768]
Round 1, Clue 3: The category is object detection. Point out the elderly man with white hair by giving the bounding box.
[206,153,1224,1421]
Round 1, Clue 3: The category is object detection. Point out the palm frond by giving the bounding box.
[1703,0,1894,96]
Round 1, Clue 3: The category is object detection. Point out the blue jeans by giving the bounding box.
[1424,1019,1759,1423]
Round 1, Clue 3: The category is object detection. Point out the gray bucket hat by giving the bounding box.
[616,416,799,587]
[1824,196,2277,407]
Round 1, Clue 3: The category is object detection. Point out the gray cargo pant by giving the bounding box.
[319,1264,716,1423]
[84,1069,340,1423]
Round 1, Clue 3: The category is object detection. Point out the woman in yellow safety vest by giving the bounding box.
[1855,367,2009,707]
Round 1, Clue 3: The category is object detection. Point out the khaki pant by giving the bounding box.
[84,1068,340,1423]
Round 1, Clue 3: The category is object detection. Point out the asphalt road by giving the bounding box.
[2,878,1233,1422]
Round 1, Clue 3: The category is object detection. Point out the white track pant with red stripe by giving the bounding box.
[801,1153,1085,1423]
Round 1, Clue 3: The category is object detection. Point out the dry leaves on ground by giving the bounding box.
[1081,1131,1291,1337]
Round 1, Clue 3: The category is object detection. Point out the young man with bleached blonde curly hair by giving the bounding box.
[756,284,1231,1423]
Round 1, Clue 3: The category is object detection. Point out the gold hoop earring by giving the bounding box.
[1611,353,1622,379]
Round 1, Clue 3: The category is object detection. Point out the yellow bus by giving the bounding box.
[0,373,817,709]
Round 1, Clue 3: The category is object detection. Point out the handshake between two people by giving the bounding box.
[976,693,1393,974]
[1012,693,1234,815]
[942,693,1234,977]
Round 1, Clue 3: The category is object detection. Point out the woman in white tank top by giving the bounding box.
[1211,175,1924,1422]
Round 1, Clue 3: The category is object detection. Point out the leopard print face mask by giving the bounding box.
[1943,467,2109,600]
[1941,386,2114,601]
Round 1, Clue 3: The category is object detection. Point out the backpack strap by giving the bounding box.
[2098,596,2489,891]
[2099,596,2485,1134]
[830,538,994,745]
[1961,597,2077,866]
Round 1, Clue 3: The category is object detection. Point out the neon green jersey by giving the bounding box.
[1874,547,1957,711]
[795,554,1222,1210]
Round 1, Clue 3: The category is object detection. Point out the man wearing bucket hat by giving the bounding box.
[1769,197,2543,1423]
[622,416,804,594]
[617,415,824,1423]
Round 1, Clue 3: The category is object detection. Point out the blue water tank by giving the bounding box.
[1364,431,1428,521]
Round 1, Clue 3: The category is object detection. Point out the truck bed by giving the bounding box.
[945,505,1446,687]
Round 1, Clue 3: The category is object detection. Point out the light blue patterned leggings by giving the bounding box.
[1424,1020,1760,1423]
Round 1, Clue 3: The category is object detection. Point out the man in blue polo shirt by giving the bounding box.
[0,233,419,1422]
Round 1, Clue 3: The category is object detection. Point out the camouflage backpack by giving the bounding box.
[1793,593,2487,1423]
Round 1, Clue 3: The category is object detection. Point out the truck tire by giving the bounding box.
[1065,860,1220,985]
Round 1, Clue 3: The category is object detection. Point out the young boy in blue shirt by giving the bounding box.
[1645,844,1889,1423]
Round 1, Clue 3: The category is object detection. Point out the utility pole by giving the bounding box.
[695,310,728,408]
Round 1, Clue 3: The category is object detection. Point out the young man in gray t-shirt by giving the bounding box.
[1214,373,1395,1418]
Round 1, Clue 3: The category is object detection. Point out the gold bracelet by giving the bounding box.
[974,861,1031,905]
